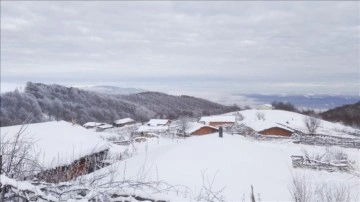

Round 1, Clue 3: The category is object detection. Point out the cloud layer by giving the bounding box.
[1,1,359,95]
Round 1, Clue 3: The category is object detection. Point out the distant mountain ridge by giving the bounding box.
[245,94,360,110]
[0,82,238,127]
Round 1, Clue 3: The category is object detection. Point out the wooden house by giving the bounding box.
[199,116,236,127]
[258,127,293,137]
[186,122,218,136]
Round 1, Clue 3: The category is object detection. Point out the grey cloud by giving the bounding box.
[1,1,359,95]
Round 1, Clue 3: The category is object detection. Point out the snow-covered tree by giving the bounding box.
[304,116,321,134]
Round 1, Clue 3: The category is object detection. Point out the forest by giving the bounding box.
[0,82,239,127]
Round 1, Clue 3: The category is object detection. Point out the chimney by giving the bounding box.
[219,126,223,138]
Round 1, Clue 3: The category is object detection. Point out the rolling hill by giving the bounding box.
[0,82,238,126]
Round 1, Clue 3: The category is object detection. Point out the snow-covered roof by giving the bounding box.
[1,121,110,169]
[97,124,114,129]
[186,122,218,134]
[113,118,134,125]
[83,122,104,127]
[147,119,170,126]
[137,125,169,132]
[199,116,236,123]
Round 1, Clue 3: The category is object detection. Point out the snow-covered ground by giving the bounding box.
[84,133,360,201]
[2,110,360,201]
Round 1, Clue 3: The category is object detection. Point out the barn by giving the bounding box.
[258,127,293,137]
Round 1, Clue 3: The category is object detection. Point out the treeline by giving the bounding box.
[0,82,238,127]
[271,101,317,116]
[0,90,44,126]
[120,92,239,119]
[320,101,360,128]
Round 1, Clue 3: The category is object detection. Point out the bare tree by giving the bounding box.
[195,170,226,202]
[304,116,321,134]
[250,185,256,202]
[289,173,351,202]
[178,116,190,136]
[0,115,43,200]
[256,112,265,121]
[235,112,244,121]
[289,174,313,202]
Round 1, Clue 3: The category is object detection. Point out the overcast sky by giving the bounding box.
[1,1,359,96]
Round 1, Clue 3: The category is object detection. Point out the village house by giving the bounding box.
[83,122,105,129]
[137,125,169,136]
[112,118,135,127]
[96,123,114,132]
[238,117,294,137]
[258,126,293,137]
[199,115,236,127]
[147,119,171,126]
[186,122,218,136]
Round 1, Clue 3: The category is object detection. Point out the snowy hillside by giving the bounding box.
[84,133,360,201]
[227,109,358,138]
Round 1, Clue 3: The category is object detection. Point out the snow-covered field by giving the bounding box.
[85,133,360,201]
